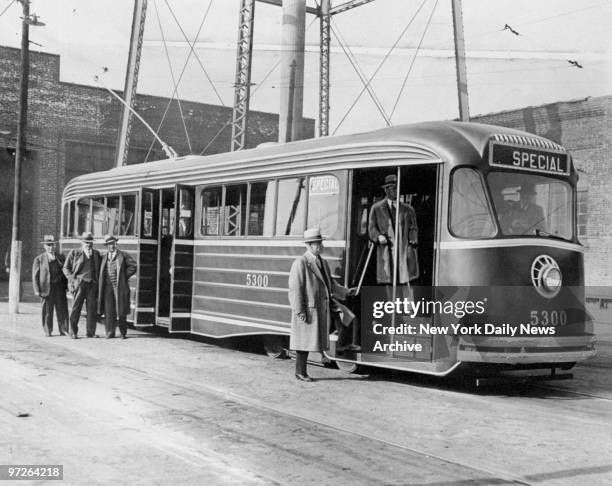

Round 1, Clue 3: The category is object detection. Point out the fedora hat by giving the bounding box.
[382,174,397,187]
[80,231,94,242]
[103,234,118,245]
[41,234,57,245]
[303,228,325,243]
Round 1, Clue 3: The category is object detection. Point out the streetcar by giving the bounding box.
[60,121,596,377]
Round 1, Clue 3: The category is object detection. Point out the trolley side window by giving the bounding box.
[223,184,247,236]
[248,181,276,236]
[276,177,306,236]
[62,201,74,237]
[307,174,340,237]
[201,187,222,236]
[450,168,496,238]
[68,200,76,237]
[177,188,194,238]
[121,195,136,236]
[142,192,155,237]
[77,198,92,234]
[106,196,120,236]
[92,197,105,237]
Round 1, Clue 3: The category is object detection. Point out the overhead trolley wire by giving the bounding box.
[144,0,214,162]
[0,0,15,18]
[389,0,439,120]
[163,0,226,108]
[330,19,391,127]
[332,0,429,135]
[152,0,193,154]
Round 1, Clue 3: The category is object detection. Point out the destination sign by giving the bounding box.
[489,141,569,176]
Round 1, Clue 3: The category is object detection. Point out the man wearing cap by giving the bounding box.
[32,235,69,336]
[63,231,101,338]
[368,174,419,284]
[97,235,137,339]
[288,228,356,381]
[509,185,547,235]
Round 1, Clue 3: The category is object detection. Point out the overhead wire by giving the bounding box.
[329,19,391,127]
[163,0,226,107]
[389,0,439,120]
[145,0,214,161]
[332,0,429,135]
[199,14,320,155]
[152,0,193,154]
[0,0,15,18]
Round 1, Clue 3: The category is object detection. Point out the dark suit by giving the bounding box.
[63,248,101,337]
[32,252,68,335]
[97,249,137,337]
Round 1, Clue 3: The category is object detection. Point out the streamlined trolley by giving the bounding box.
[60,121,596,376]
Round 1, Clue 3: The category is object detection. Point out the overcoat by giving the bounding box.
[63,248,102,292]
[97,249,137,316]
[32,252,67,297]
[368,199,418,284]
[288,251,349,352]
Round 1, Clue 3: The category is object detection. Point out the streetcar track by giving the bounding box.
[2,322,530,486]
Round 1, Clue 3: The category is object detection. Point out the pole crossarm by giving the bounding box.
[256,0,318,15]
[231,0,256,151]
[330,0,376,15]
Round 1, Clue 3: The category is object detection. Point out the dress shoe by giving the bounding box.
[105,334,115,339]
[121,334,127,340]
[59,331,67,336]
[295,373,314,382]
[86,334,99,338]
[337,344,361,352]
[69,333,77,339]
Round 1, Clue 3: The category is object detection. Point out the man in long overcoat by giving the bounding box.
[32,235,69,336]
[97,234,137,339]
[288,228,355,381]
[368,174,419,284]
[63,231,101,338]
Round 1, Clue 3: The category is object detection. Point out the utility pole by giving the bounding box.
[231,0,256,151]
[451,0,470,121]
[9,0,32,314]
[115,0,147,167]
[318,0,331,137]
[279,0,306,143]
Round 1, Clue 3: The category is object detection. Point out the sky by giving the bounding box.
[0,0,610,138]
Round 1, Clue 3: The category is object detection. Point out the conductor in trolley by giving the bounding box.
[368,174,418,285]
[97,234,137,339]
[288,228,356,382]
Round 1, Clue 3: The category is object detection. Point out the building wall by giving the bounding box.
[0,45,313,277]
[474,97,612,287]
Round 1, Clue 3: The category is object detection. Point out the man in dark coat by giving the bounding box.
[368,174,419,284]
[63,231,101,338]
[97,234,137,339]
[32,235,69,336]
[288,228,355,381]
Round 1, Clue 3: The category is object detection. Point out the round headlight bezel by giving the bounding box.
[531,255,562,298]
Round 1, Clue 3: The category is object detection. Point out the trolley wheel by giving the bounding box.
[262,336,289,359]
[336,360,360,374]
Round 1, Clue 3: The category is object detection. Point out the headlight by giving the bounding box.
[531,255,562,298]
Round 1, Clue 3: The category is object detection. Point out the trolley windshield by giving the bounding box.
[449,168,573,240]
[488,172,573,239]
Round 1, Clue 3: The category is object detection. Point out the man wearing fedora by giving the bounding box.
[32,235,69,336]
[368,174,419,284]
[288,228,356,381]
[97,234,137,339]
[63,231,101,338]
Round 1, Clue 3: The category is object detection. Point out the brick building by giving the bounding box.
[0,45,313,277]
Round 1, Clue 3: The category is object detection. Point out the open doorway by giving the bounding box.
[157,188,175,318]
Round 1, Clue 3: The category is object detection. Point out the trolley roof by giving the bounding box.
[63,121,572,198]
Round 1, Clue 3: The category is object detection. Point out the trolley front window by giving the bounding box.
[488,172,572,239]
[450,168,496,238]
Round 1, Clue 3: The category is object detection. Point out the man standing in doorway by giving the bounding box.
[32,235,69,336]
[98,234,137,339]
[63,231,101,338]
[368,174,419,284]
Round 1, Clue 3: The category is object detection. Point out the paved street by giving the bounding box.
[1,293,611,485]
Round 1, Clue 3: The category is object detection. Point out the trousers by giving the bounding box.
[103,281,127,337]
[41,282,69,335]
[70,281,98,337]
